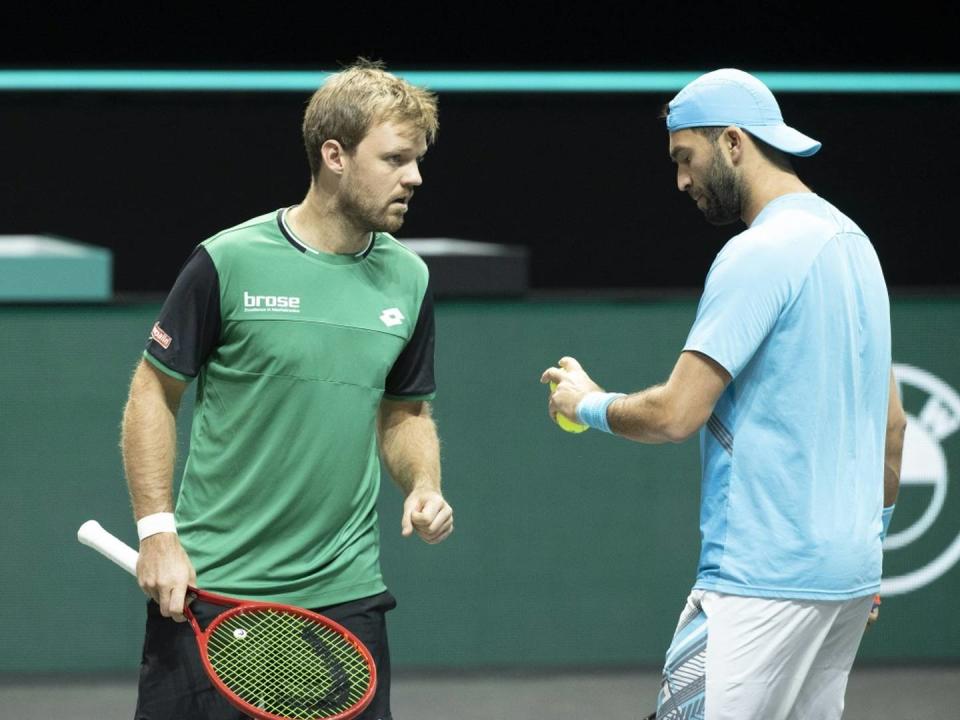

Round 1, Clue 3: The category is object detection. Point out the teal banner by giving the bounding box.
[0,299,957,671]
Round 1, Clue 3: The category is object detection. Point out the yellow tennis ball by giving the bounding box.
[550,382,589,433]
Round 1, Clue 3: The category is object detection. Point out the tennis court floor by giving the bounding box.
[2,665,957,719]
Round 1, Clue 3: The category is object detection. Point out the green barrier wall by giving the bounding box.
[1,299,958,672]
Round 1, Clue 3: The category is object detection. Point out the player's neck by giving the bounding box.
[742,168,812,226]
[286,188,371,256]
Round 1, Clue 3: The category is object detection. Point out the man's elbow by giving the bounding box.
[887,405,907,446]
[892,409,907,435]
[129,359,186,413]
[660,409,705,443]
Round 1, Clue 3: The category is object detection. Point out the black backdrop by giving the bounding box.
[3,90,958,293]
[3,2,958,293]
[3,3,956,71]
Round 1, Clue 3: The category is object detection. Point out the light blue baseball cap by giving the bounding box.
[666,69,821,157]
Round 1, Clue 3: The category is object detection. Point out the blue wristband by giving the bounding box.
[881,504,896,540]
[576,392,626,434]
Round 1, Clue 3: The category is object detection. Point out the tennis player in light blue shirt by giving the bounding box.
[542,69,906,720]
[688,190,890,600]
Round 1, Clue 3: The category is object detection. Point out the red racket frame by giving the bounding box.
[76,521,376,720]
[185,588,377,720]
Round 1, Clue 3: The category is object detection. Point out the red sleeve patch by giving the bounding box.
[150,322,173,349]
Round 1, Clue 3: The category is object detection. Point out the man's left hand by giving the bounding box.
[866,593,881,629]
[402,489,453,544]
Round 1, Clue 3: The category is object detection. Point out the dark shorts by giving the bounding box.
[134,590,397,720]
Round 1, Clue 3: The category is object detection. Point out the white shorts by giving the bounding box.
[656,590,874,720]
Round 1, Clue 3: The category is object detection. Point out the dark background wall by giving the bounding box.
[3,3,956,71]
[2,2,958,294]
[4,90,959,294]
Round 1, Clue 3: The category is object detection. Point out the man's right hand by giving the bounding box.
[136,533,196,622]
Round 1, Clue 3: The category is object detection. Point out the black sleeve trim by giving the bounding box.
[145,245,221,378]
[384,280,436,397]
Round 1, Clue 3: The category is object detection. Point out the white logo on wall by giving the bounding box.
[881,364,960,596]
[380,308,405,327]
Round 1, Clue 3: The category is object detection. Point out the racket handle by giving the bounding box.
[77,519,139,577]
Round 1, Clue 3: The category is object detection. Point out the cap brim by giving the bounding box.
[744,124,821,157]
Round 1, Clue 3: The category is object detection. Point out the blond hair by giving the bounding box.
[302,58,439,179]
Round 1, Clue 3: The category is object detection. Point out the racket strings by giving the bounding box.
[206,608,372,720]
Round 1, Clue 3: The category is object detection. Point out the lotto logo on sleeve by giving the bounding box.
[242,291,301,313]
[150,323,172,349]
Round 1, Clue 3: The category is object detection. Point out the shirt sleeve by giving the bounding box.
[684,239,791,379]
[144,245,222,380]
[384,281,436,399]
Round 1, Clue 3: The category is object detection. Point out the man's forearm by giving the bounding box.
[884,427,905,507]
[598,351,728,444]
[121,368,180,520]
[884,370,906,507]
[607,385,694,444]
[379,408,441,494]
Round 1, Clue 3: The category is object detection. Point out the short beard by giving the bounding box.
[338,174,404,234]
[699,148,743,226]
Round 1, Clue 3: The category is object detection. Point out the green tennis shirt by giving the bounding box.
[143,209,436,608]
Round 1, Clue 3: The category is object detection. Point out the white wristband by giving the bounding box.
[137,512,177,541]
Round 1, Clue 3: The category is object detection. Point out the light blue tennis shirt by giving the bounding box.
[684,193,891,600]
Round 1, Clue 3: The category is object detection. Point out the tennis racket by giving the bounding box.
[77,520,377,720]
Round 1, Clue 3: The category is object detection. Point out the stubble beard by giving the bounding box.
[338,175,405,235]
[699,148,743,226]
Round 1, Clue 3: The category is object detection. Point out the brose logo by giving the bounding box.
[243,291,301,313]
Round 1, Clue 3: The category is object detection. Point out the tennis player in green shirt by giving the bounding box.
[121,59,453,720]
